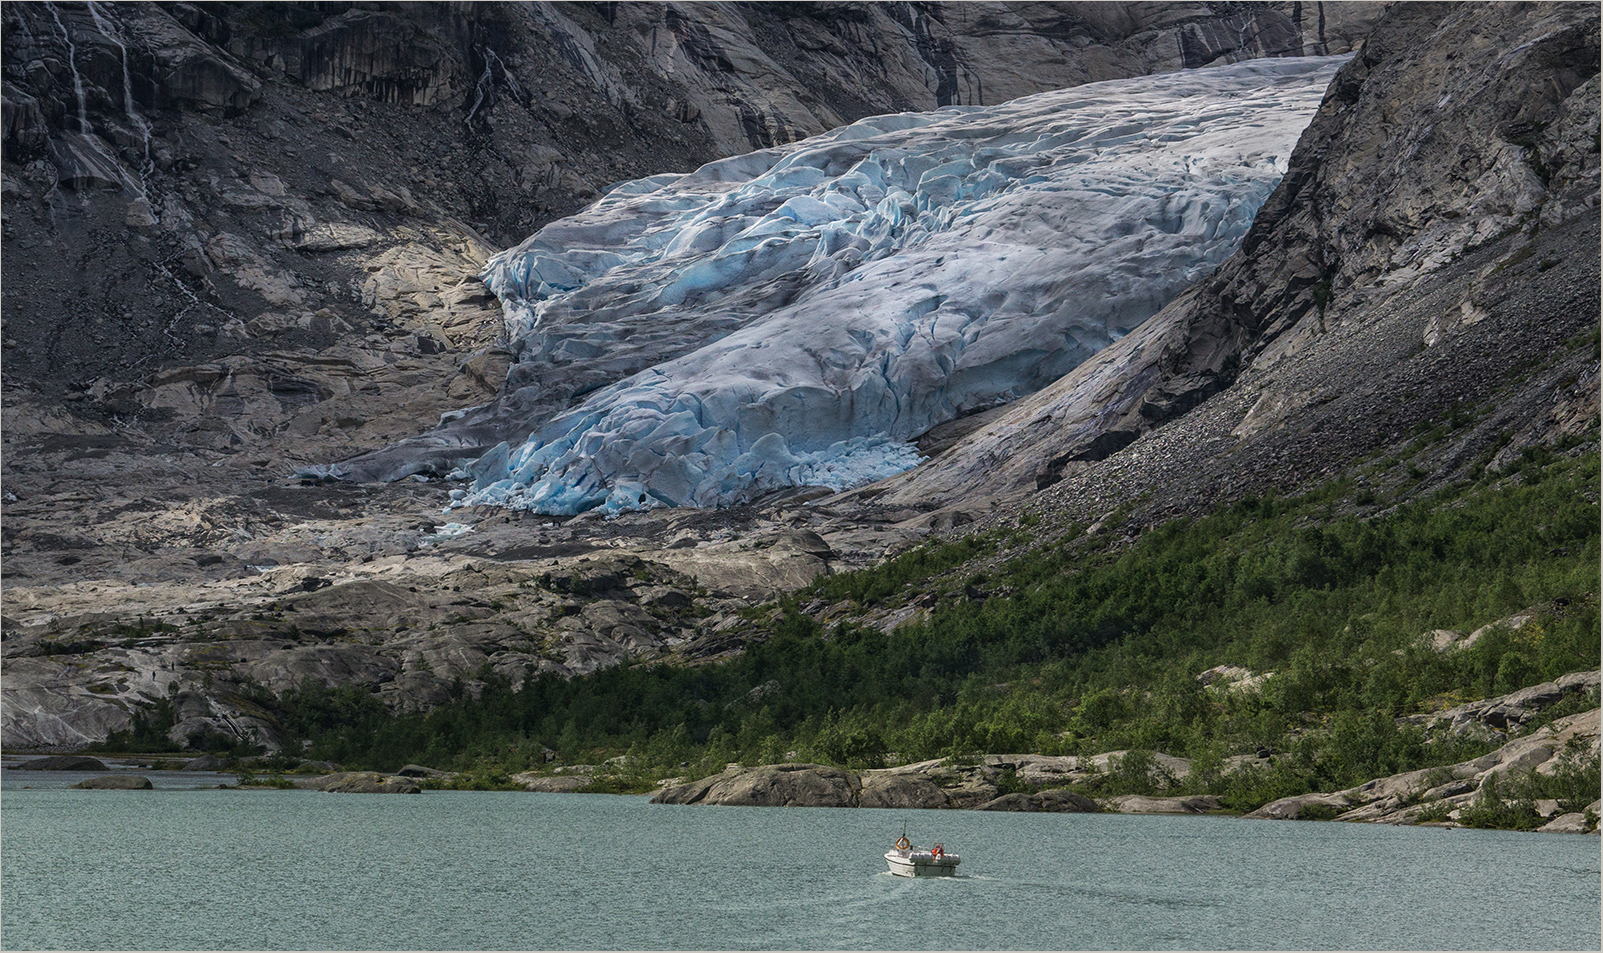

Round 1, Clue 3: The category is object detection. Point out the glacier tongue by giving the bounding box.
[464,57,1347,516]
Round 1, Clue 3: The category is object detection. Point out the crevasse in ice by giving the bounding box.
[462,57,1346,516]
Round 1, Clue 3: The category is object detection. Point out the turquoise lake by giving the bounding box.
[2,770,1598,950]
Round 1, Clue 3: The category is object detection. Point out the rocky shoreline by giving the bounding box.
[646,707,1601,835]
[11,665,1598,835]
[13,699,1596,834]
[642,671,1602,834]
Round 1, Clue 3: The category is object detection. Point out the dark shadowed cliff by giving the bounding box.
[866,1,1599,532]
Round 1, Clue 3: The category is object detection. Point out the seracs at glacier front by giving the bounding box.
[460,56,1346,516]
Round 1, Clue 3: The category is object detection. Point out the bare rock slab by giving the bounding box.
[858,773,952,810]
[1105,794,1223,815]
[182,755,231,772]
[71,775,154,789]
[15,755,110,771]
[298,772,421,794]
[978,789,1098,813]
[1247,792,1354,820]
[653,763,859,807]
[514,774,591,793]
[1536,813,1593,834]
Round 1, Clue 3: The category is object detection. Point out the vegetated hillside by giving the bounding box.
[107,438,1599,826]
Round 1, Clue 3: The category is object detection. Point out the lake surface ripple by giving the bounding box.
[3,782,1597,950]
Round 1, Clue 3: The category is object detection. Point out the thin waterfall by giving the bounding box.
[467,47,527,125]
[45,1,89,134]
[85,0,153,175]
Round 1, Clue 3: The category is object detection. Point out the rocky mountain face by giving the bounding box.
[1,1,1386,748]
[3,543,836,748]
[2,1,1379,457]
[865,1,1600,532]
[12,2,1600,765]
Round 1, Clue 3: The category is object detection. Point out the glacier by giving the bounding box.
[442,57,1347,515]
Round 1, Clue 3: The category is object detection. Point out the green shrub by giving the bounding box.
[577,776,658,795]
[233,770,296,789]
[1298,803,1343,822]
[992,767,1034,796]
[1413,802,1454,824]
[439,759,521,791]
[1102,750,1172,796]
[1457,773,1544,831]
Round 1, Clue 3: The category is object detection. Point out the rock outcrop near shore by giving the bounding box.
[15,755,111,772]
[656,763,862,808]
[1249,708,1602,828]
[295,771,420,794]
[653,688,1600,832]
[654,756,1194,814]
[1398,671,1601,740]
[71,775,154,790]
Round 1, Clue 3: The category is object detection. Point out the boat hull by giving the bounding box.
[885,851,960,877]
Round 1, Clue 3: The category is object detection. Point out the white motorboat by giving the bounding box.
[885,834,960,877]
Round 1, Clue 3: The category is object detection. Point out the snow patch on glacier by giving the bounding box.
[463,57,1347,516]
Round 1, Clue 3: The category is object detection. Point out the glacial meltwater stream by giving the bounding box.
[2,774,1597,950]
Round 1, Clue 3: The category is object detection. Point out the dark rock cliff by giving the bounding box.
[1,1,1380,412]
[873,1,1600,528]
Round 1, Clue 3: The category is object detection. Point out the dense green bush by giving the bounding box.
[92,695,183,753]
[1458,739,1602,830]
[1456,772,1547,831]
[233,770,296,789]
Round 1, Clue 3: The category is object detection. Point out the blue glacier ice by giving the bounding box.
[459,56,1347,516]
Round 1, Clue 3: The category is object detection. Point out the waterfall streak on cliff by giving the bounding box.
[45,2,89,134]
[85,1,153,174]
